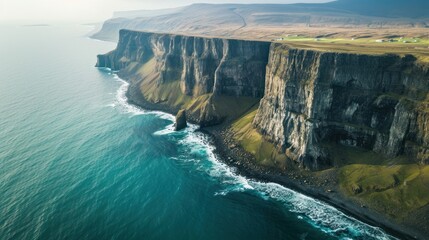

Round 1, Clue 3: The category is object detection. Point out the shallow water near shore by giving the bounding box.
[0,24,396,240]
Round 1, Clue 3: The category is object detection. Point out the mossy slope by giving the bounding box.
[230,107,288,169]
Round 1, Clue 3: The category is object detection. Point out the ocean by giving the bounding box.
[0,24,395,240]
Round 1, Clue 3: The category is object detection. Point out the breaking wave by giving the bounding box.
[110,70,396,240]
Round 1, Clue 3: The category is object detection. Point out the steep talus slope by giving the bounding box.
[97,29,270,126]
[254,44,429,169]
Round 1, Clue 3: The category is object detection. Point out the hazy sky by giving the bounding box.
[0,0,332,22]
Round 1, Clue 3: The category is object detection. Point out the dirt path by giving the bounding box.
[232,9,247,30]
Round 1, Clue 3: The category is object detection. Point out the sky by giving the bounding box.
[0,0,332,23]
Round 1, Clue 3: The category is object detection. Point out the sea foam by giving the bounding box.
[109,69,396,240]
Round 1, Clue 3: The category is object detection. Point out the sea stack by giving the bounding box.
[175,109,187,131]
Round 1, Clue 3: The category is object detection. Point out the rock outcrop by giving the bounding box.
[253,43,429,169]
[175,109,187,131]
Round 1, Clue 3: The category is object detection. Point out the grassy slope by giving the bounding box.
[130,58,259,123]
[325,144,429,220]
[230,107,288,169]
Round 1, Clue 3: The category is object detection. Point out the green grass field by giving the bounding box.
[280,35,429,45]
[230,108,289,168]
[323,143,429,219]
[277,35,429,62]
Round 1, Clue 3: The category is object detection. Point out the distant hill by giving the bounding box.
[92,1,429,42]
[112,7,184,19]
[327,0,429,18]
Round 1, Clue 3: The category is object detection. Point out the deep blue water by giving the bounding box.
[0,24,396,240]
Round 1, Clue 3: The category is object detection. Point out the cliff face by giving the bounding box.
[97,30,429,236]
[253,44,429,169]
[97,29,270,98]
[97,30,429,170]
[97,30,270,126]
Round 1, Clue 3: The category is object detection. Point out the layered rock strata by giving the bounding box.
[254,44,429,169]
[97,29,270,98]
[97,30,429,169]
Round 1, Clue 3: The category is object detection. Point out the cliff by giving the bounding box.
[98,30,429,169]
[254,44,429,169]
[97,30,429,237]
[97,29,270,126]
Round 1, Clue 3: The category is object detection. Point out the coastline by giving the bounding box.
[203,127,424,240]
[124,80,426,240]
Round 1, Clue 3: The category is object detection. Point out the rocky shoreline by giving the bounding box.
[203,126,425,240]
[125,81,426,240]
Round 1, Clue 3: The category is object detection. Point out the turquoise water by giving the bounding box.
[0,25,395,240]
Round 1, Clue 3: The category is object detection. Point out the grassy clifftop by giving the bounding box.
[277,36,429,62]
